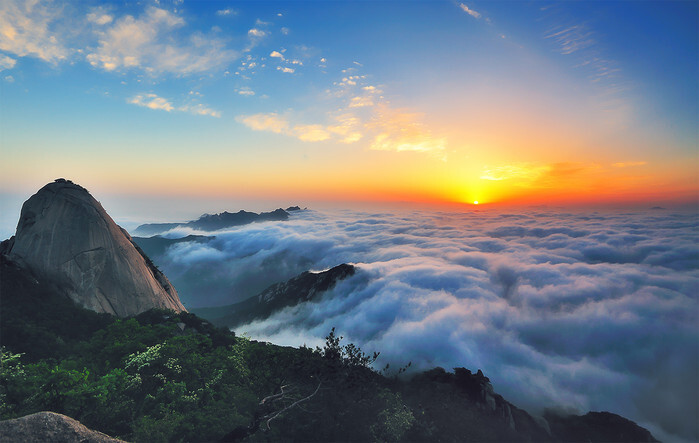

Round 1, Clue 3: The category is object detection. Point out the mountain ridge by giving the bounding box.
[193,263,356,328]
[133,208,293,236]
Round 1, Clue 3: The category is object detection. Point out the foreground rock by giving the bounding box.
[0,411,124,442]
[1,179,185,317]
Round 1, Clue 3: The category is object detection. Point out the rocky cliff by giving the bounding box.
[2,179,185,317]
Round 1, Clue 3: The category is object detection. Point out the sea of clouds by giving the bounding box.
[148,207,698,442]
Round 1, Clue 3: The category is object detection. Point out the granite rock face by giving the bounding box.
[0,411,124,442]
[4,179,185,317]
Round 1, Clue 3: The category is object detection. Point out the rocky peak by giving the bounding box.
[3,179,185,317]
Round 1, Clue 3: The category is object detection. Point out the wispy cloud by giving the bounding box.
[216,8,237,17]
[543,11,629,119]
[292,124,331,142]
[236,113,290,134]
[129,93,174,111]
[87,7,238,75]
[237,68,446,156]
[613,161,647,168]
[86,7,113,26]
[0,54,17,71]
[129,93,221,117]
[366,104,446,156]
[545,25,594,55]
[458,3,481,19]
[0,0,69,63]
[481,164,548,182]
[237,87,255,96]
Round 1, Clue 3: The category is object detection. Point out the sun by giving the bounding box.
[473,200,479,205]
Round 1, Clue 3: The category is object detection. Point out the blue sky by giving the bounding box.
[0,0,697,215]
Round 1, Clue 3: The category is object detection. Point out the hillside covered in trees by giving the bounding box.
[0,253,656,442]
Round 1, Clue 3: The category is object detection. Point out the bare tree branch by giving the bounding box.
[261,381,322,431]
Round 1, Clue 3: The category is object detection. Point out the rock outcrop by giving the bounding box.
[3,179,185,317]
[0,411,124,442]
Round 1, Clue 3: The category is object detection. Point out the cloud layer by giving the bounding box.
[146,207,698,442]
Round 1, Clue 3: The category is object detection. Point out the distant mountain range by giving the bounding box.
[133,206,302,236]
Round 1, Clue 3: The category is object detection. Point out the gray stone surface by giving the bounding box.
[0,411,124,442]
[6,179,185,316]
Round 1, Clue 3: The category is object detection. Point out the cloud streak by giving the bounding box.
[129,93,221,117]
[459,3,481,19]
[143,207,699,442]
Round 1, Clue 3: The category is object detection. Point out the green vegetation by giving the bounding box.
[1,258,648,442]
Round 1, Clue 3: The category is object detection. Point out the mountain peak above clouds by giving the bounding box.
[2,179,185,317]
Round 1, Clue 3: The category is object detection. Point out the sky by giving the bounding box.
[0,0,697,215]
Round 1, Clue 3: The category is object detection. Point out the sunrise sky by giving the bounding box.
[0,0,697,210]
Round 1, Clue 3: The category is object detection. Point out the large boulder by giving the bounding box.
[0,411,124,442]
[4,179,185,316]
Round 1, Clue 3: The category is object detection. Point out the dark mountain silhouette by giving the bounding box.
[193,264,356,328]
[131,234,214,258]
[0,179,185,316]
[133,208,290,236]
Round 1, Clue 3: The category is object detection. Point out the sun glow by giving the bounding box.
[474,201,479,205]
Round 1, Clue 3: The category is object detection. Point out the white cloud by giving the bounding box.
[459,3,481,19]
[129,93,174,111]
[269,50,284,59]
[86,7,113,25]
[248,28,267,38]
[237,113,339,143]
[4,75,14,82]
[129,92,221,117]
[87,7,238,75]
[293,124,331,142]
[179,103,221,118]
[0,54,17,71]
[236,112,290,134]
[281,27,290,35]
[216,8,236,17]
[348,95,374,108]
[237,88,255,96]
[277,66,294,73]
[0,0,69,63]
[235,71,444,155]
[151,208,699,441]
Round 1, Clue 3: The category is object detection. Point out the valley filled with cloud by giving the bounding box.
[145,207,698,442]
